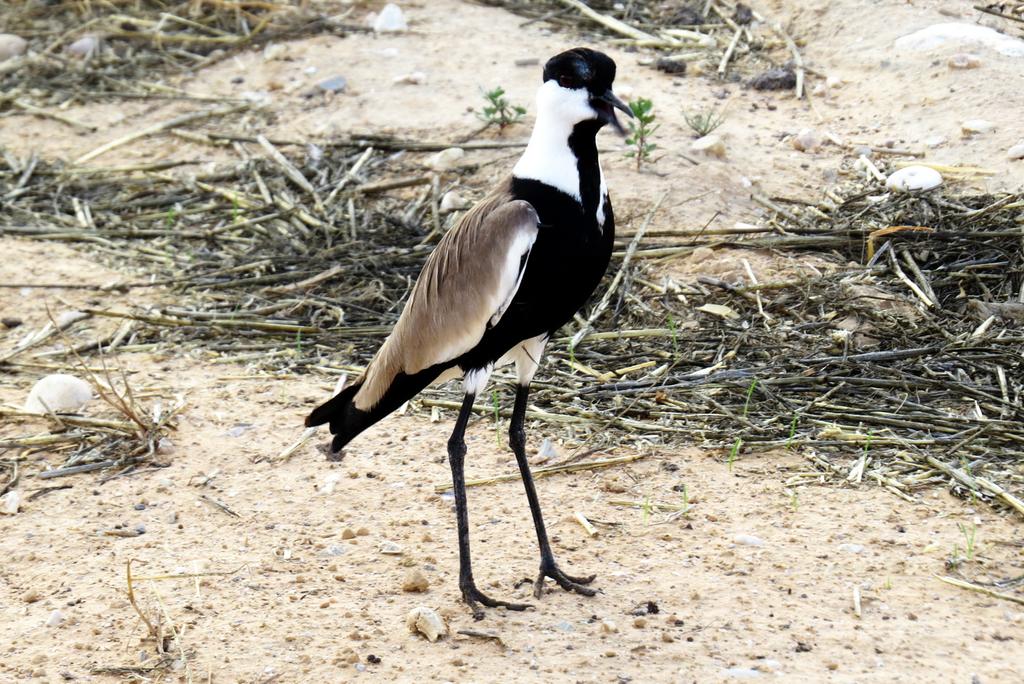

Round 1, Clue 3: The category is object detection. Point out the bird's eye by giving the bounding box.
[558,75,578,89]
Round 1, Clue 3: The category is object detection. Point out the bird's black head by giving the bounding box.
[540,48,632,134]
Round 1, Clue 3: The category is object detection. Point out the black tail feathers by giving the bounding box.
[305,364,449,453]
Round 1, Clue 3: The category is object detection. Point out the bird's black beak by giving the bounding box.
[593,89,633,135]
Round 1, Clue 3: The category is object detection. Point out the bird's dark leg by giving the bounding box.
[448,391,532,620]
[509,384,597,599]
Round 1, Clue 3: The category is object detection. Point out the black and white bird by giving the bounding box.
[307,48,631,619]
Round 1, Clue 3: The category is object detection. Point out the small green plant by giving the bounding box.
[641,495,653,526]
[785,414,799,449]
[231,196,242,223]
[165,205,177,228]
[625,97,658,171]
[679,484,690,518]
[728,437,742,471]
[667,314,680,359]
[684,108,725,138]
[787,488,799,512]
[882,576,893,591]
[957,522,977,561]
[476,86,526,131]
[491,390,501,446]
[742,378,758,418]
[294,329,302,354]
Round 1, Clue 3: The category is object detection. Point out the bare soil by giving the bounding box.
[2,1,1023,682]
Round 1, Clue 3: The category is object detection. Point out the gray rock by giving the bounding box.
[318,75,347,94]
[0,34,27,62]
[749,67,796,91]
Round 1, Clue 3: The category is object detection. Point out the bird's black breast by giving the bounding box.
[457,177,614,369]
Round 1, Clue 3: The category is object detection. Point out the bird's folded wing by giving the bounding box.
[354,189,538,410]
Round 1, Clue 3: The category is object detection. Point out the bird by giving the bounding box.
[306,47,631,619]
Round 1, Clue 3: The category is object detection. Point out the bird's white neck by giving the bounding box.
[512,81,603,203]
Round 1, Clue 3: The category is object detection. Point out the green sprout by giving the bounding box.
[667,314,680,359]
[786,414,799,449]
[742,378,758,418]
[957,522,977,561]
[624,97,658,171]
[641,495,653,526]
[476,86,526,131]
[684,108,726,138]
[728,437,742,471]
[165,206,177,228]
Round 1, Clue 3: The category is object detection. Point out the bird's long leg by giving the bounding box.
[448,391,532,620]
[509,384,597,599]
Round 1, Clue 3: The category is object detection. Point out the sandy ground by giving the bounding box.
[2,0,1024,682]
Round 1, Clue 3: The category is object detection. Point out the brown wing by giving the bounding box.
[353,179,538,411]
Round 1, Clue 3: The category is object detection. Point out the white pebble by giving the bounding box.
[924,135,947,148]
[379,540,404,555]
[428,147,465,171]
[262,43,289,62]
[320,472,342,494]
[734,534,765,547]
[25,374,94,414]
[374,4,408,33]
[1,490,21,515]
[45,610,64,628]
[156,438,175,455]
[947,53,981,69]
[439,191,469,213]
[885,165,943,192]
[67,35,100,59]
[690,134,726,158]
[392,71,426,85]
[961,119,995,135]
[0,34,28,62]
[405,606,447,642]
[537,438,562,461]
[791,128,821,152]
[838,543,865,554]
[56,310,87,328]
[1008,142,1024,160]
[600,618,618,634]
[894,23,1024,57]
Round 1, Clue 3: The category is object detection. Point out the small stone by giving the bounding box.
[661,631,674,643]
[1,317,22,329]
[439,191,470,213]
[321,472,342,494]
[356,527,370,536]
[67,35,100,59]
[341,528,356,539]
[45,610,64,628]
[1,490,21,515]
[393,71,427,85]
[885,165,943,192]
[23,589,42,603]
[553,620,575,633]
[379,541,403,555]
[428,147,465,171]
[373,3,408,33]
[838,543,864,554]
[655,58,686,75]
[318,75,347,94]
[262,43,289,61]
[536,438,562,462]
[402,569,429,592]
[156,438,175,455]
[25,374,94,414]
[948,53,981,69]
[734,533,765,547]
[690,134,726,158]
[405,606,447,642]
[791,128,821,153]
[961,119,995,135]
[600,619,618,634]
[0,34,28,62]
[749,67,796,91]
[633,616,647,628]
[165,511,178,524]
[925,135,947,148]
[1008,142,1024,160]
[324,544,346,557]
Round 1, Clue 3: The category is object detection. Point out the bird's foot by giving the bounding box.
[461,583,533,621]
[534,560,597,599]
